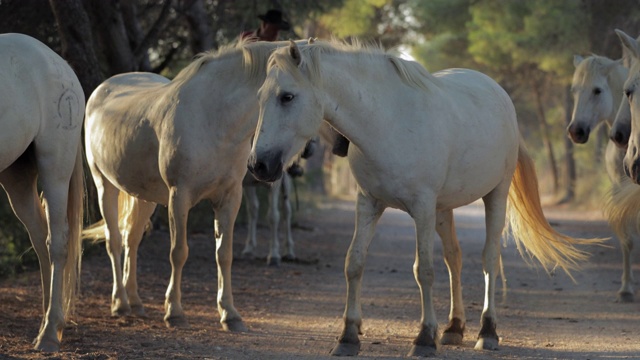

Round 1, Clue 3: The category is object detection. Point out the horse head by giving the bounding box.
[568,55,622,144]
[610,30,640,149]
[249,40,324,182]
[618,29,640,183]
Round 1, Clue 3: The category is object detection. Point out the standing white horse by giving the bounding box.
[0,33,84,352]
[567,53,640,302]
[82,40,290,331]
[249,40,602,356]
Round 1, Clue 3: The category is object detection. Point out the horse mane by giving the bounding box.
[573,54,622,85]
[170,38,273,91]
[269,39,438,92]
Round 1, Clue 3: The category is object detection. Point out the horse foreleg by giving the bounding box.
[436,210,466,345]
[407,203,439,357]
[95,177,130,317]
[475,186,508,351]
[241,186,259,259]
[213,185,247,331]
[164,187,191,328]
[267,178,282,266]
[331,192,384,356]
[122,197,157,317]
[281,174,295,261]
[618,235,636,302]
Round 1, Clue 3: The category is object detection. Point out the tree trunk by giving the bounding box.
[532,79,559,195]
[560,85,576,204]
[120,1,152,71]
[84,0,136,75]
[183,0,215,52]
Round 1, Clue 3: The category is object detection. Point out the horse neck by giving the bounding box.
[318,53,411,153]
[606,62,629,126]
[175,55,264,145]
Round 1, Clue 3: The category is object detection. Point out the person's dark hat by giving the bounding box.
[258,9,291,31]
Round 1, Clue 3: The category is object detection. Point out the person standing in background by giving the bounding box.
[241,9,291,42]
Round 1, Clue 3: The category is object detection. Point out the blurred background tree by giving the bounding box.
[1,0,639,276]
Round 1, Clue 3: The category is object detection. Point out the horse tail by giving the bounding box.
[82,191,141,243]
[604,177,640,246]
[63,142,85,320]
[506,142,607,280]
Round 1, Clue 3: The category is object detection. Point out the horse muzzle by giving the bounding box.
[567,123,590,144]
[248,150,284,182]
[610,123,631,149]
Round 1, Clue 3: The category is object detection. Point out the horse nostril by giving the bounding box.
[625,163,631,178]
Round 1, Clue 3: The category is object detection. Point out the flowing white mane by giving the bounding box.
[268,39,439,92]
[170,39,275,91]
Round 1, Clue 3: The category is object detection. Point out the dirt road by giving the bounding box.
[1,199,639,359]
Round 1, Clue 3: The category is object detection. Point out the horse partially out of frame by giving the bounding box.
[82,40,298,331]
[567,50,640,302]
[0,33,84,352]
[249,40,603,357]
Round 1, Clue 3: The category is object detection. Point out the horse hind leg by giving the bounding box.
[0,153,50,345]
[474,184,510,351]
[122,196,157,317]
[93,171,131,317]
[281,173,295,261]
[618,235,636,302]
[266,178,283,266]
[436,210,466,345]
[241,185,259,259]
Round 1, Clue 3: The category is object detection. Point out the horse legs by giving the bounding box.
[213,184,247,331]
[241,185,259,258]
[0,158,49,343]
[122,197,157,316]
[475,184,509,351]
[267,178,283,266]
[618,235,636,302]
[407,200,439,357]
[331,192,384,356]
[281,173,295,261]
[164,186,192,328]
[93,174,130,317]
[437,210,466,345]
[32,148,78,351]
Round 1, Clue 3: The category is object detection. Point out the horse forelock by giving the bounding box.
[573,55,619,87]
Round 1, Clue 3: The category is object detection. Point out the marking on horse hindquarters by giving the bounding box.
[57,88,80,130]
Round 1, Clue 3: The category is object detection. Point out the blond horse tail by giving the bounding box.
[63,143,85,320]
[604,177,640,245]
[82,191,142,243]
[506,142,607,279]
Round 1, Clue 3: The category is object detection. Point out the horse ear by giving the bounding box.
[573,55,584,68]
[616,29,640,61]
[308,37,316,44]
[289,39,302,66]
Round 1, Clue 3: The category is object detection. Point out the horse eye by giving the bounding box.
[593,87,601,96]
[626,89,633,100]
[280,93,295,104]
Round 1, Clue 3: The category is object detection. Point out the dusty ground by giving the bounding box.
[1,198,639,359]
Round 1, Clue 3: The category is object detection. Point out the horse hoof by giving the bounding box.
[475,337,499,351]
[241,250,254,260]
[267,257,281,267]
[164,316,190,328]
[34,338,60,353]
[330,342,360,356]
[130,304,147,318]
[617,291,634,303]
[222,318,248,332]
[407,344,437,357]
[111,306,132,317]
[440,332,463,345]
[282,254,296,262]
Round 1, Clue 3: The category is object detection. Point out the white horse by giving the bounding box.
[241,144,315,266]
[82,40,293,331]
[568,52,640,302]
[248,40,602,356]
[0,33,84,352]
